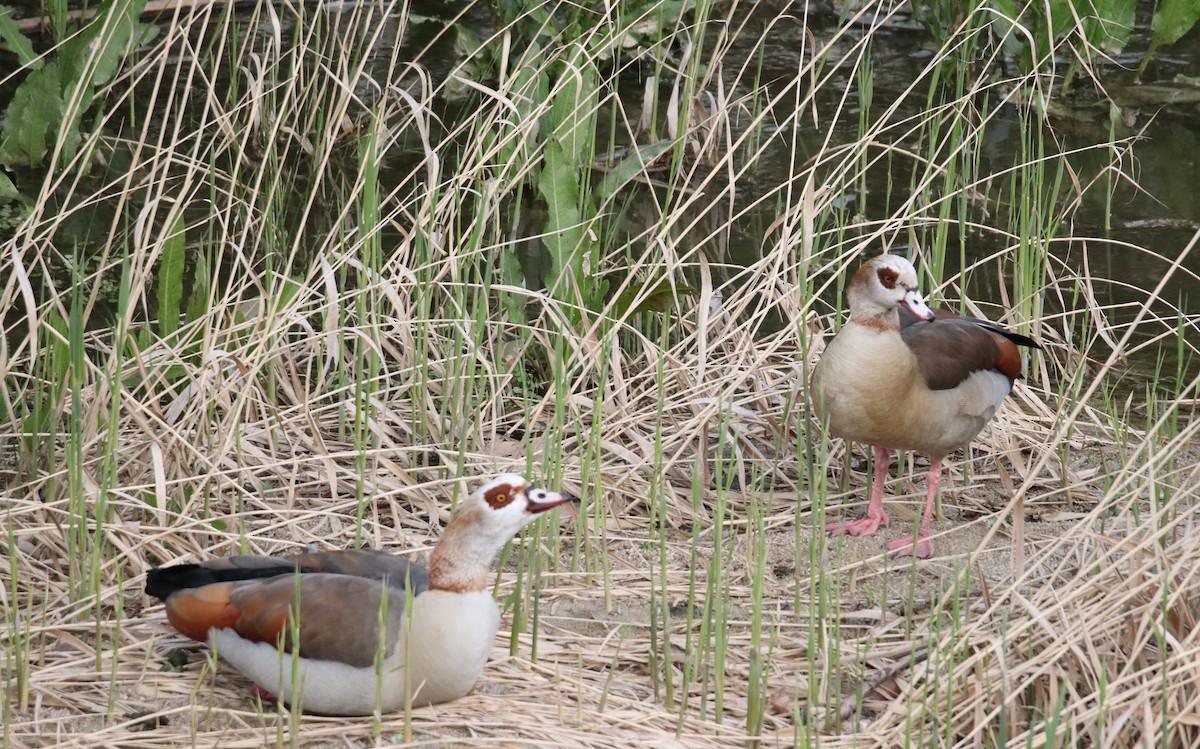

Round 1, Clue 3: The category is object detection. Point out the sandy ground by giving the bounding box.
[3,430,1171,749]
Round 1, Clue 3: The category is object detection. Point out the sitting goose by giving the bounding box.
[810,254,1039,558]
[146,474,575,715]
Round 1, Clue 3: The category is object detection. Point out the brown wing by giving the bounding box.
[900,317,1011,390]
[284,550,429,592]
[146,550,428,601]
[164,573,409,668]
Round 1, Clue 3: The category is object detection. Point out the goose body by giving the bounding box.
[810,255,1039,558]
[146,475,574,714]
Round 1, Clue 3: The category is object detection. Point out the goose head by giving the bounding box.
[847,254,936,324]
[429,474,575,592]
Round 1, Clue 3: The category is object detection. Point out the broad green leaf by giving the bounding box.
[453,22,482,56]
[987,0,1031,61]
[59,0,146,88]
[0,62,62,166]
[538,136,604,311]
[1047,0,1074,41]
[0,7,39,66]
[493,64,545,176]
[1089,0,1135,53]
[445,25,492,99]
[596,141,675,202]
[539,138,586,300]
[157,214,185,339]
[0,169,18,200]
[1152,0,1200,48]
[185,248,210,324]
[0,0,149,168]
[591,277,609,310]
[499,247,528,325]
[613,279,695,318]
[49,0,147,165]
[546,44,598,159]
[269,276,304,314]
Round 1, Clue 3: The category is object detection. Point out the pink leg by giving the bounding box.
[888,459,940,559]
[827,445,891,537]
[251,684,279,705]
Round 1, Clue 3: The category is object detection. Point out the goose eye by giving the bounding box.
[877,267,898,289]
[484,484,519,509]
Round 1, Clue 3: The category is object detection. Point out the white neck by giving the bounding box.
[427,505,512,593]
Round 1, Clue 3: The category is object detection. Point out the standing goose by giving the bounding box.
[810,254,1039,559]
[145,474,575,715]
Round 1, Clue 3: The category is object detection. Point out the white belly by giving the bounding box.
[210,589,501,715]
[812,324,1012,457]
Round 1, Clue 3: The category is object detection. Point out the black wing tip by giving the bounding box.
[980,322,1041,350]
[144,561,299,600]
[144,564,207,601]
[917,311,1043,351]
[1005,330,1042,350]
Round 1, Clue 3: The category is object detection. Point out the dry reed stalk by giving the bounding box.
[2,1,1199,747]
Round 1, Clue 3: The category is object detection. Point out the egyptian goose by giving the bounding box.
[810,254,1039,559]
[145,474,575,715]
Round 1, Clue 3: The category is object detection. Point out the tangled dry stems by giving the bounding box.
[3,1,1200,747]
[4,253,1198,746]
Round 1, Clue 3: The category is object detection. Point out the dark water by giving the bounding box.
[3,0,1197,385]
[702,2,1200,387]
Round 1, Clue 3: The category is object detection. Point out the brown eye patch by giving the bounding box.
[484,482,524,509]
[877,267,898,289]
